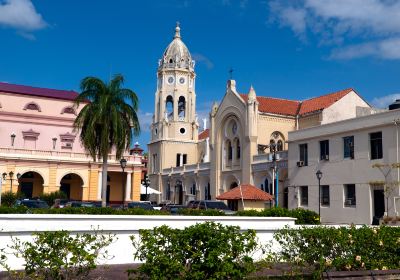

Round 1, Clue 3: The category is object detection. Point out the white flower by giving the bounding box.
[379,240,384,246]
[355,256,361,262]
[325,257,332,266]
[372,228,377,234]
[345,264,352,270]
[382,266,388,270]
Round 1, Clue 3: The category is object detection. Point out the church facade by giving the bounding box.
[147,25,372,208]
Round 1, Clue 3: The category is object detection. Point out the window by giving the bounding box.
[343,136,354,159]
[178,96,186,119]
[176,154,181,167]
[227,140,232,160]
[205,183,211,200]
[299,144,308,166]
[166,182,171,201]
[277,140,283,151]
[24,102,41,112]
[370,132,383,160]
[190,183,196,195]
[344,184,356,207]
[165,95,173,119]
[320,140,329,160]
[321,185,330,206]
[299,186,308,206]
[152,154,158,173]
[236,139,241,159]
[183,154,187,165]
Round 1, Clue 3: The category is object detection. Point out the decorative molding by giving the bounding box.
[61,106,76,115]
[23,102,41,112]
[22,129,40,140]
[59,132,76,142]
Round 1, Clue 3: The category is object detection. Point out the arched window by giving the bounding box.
[178,96,186,119]
[264,178,270,194]
[269,139,275,153]
[61,106,76,115]
[166,96,173,119]
[236,138,241,159]
[190,183,196,195]
[226,140,232,160]
[24,102,41,112]
[277,140,283,151]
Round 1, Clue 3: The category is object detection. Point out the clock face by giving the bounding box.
[167,76,174,84]
[179,77,185,84]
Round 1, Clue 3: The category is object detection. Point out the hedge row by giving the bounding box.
[0,206,319,224]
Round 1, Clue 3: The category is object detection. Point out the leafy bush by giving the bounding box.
[177,208,226,216]
[1,191,25,207]
[39,190,67,206]
[0,205,28,214]
[131,222,259,280]
[236,207,320,224]
[8,230,114,279]
[270,225,400,278]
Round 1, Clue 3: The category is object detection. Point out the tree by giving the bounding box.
[73,75,140,207]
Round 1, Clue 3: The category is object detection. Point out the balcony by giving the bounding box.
[0,147,142,165]
[253,151,288,164]
[162,162,210,175]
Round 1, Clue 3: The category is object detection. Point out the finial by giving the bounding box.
[174,22,181,39]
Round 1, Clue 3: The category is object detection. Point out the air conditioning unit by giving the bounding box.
[321,154,329,160]
[344,199,354,206]
[297,161,305,167]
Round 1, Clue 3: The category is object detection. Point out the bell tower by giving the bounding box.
[148,24,199,197]
[151,23,198,141]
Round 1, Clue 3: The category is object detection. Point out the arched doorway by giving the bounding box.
[60,173,84,200]
[174,181,183,204]
[18,172,44,198]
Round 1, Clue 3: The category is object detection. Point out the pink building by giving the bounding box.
[0,82,142,203]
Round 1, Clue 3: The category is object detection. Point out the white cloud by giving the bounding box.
[192,53,214,69]
[269,0,400,60]
[0,0,47,38]
[371,93,400,108]
[138,110,153,132]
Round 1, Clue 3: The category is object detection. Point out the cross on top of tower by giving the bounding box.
[229,67,234,79]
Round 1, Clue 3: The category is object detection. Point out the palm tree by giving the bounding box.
[73,74,140,207]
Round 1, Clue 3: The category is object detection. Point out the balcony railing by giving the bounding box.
[162,161,211,175]
[0,147,142,164]
[253,151,288,163]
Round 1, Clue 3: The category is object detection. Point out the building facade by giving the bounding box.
[287,108,400,224]
[0,82,142,203]
[148,25,373,209]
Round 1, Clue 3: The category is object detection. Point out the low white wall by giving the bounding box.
[0,215,296,271]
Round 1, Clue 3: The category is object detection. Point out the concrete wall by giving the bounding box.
[0,214,296,271]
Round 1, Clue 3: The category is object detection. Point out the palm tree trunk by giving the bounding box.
[101,154,108,207]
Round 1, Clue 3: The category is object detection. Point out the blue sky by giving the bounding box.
[1,0,400,148]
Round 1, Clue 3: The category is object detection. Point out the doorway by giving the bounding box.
[373,189,385,218]
[20,182,33,198]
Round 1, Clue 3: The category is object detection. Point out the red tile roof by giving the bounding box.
[216,184,274,201]
[298,88,353,115]
[241,94,300,116]
[240,88,354,116]
[198,128,209,140]
[0,82,79,101]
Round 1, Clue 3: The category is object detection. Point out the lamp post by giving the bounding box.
[268,142,279,207]
[316,170,323,220]
[2,172,21,193]
[141,174,150,201]
[120,158,127,205]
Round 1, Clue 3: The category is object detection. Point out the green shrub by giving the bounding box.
[0,205,28,214]
[39,190,67,206]
[1,191,25,207]
[236,207,320,225]
[271,225,400,278]
[130,222,258,280]
[177,208,226,216]
[8,230,114,279]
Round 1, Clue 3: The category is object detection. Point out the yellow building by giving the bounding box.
[0,82,142,203]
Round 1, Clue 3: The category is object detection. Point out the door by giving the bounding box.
[20,182,33,198]
[373,189,385,218]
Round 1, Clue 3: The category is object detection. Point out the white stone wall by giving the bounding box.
[0,214,296,271]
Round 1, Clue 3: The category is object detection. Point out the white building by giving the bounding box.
[287,106,400,224]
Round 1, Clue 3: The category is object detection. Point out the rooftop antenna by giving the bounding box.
[228,67,234,80]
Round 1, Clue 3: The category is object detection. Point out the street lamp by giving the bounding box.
[2,172,21,193]
[268,142,279,207]
[120,158,127,205]
[141,174,150,201]
[316,170,323,220]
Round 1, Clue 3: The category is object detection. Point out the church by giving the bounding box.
[147,24,372,209]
